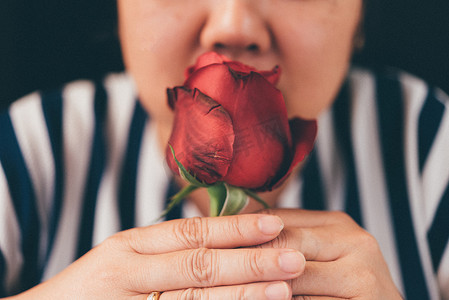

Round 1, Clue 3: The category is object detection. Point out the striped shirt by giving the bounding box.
[0,68,448,299]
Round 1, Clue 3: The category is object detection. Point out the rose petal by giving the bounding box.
[184,52,227,78]
[258,66,281,86]
[271,118,318,190]
[289,118,318,167]
[166,87,235,184]
[185,65,292,189]
[223,61,259,74]
[167,88,177,111]
[185,65,288,128]
[224,62,280,85]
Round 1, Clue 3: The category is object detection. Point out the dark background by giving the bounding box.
[1,0,448,111]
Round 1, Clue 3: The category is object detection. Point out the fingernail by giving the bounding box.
[258,215,284,235]
[265,282,289,300]
[279,250,305,274]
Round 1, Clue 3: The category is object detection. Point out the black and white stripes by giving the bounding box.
[298,68,449,299]
[0,69,448,299]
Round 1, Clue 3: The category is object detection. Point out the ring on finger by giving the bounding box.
[147,291,163,300]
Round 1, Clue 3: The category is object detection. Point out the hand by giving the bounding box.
[13,214,305,300]
[257,209,403,300]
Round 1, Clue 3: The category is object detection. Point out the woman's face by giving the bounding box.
[118,0,362,127]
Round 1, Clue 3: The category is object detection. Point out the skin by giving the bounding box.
[118,0,365,216]
[118,0,362,142]
[5,0,403,299]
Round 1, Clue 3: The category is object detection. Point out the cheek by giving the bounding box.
[118,1,203,124]
[281,28,353,119]
[274,8,361,119]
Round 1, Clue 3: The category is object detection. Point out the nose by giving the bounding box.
[200,0,271,57]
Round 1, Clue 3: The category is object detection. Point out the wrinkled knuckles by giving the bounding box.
[183,248,217,286]
[174,217,210,249]
[244,249,265,278]
[264,228,289,249]
[292,296,313,300]
[227,216,246,240]
[177,286,248,300]
[233,285,248,300]
[178,288,209,300]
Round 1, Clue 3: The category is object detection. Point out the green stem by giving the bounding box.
[157,184,199,221]
[244,189,270,209]
[208,183,227,217]
[209,199,220,217]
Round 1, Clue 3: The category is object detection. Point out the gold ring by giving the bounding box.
[147,292,162,300]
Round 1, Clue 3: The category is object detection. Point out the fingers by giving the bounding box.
[291,259,401,299]
[254,209,401,299]
[290,261,351,297]
[255,209,364,262]
[259,209,359,228]
[259,226,358,261]
[292,297,348,300]
[130,248,305,292]
[291,259,379,298]
[154,281,292,300]
[125,214,284,254]
[138,285,347,300]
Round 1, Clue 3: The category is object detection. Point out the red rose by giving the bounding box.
[166,52,317,192]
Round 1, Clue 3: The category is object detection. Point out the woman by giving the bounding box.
[1,0,448,299]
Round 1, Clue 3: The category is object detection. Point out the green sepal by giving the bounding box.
[244,189,270,209]
[157,184,199,221]
[168,144,209,187]
[163,145,270,220]
[207,183,227,217]
[219,184,249,216]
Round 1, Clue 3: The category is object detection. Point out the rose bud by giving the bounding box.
[166,52,317,193]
